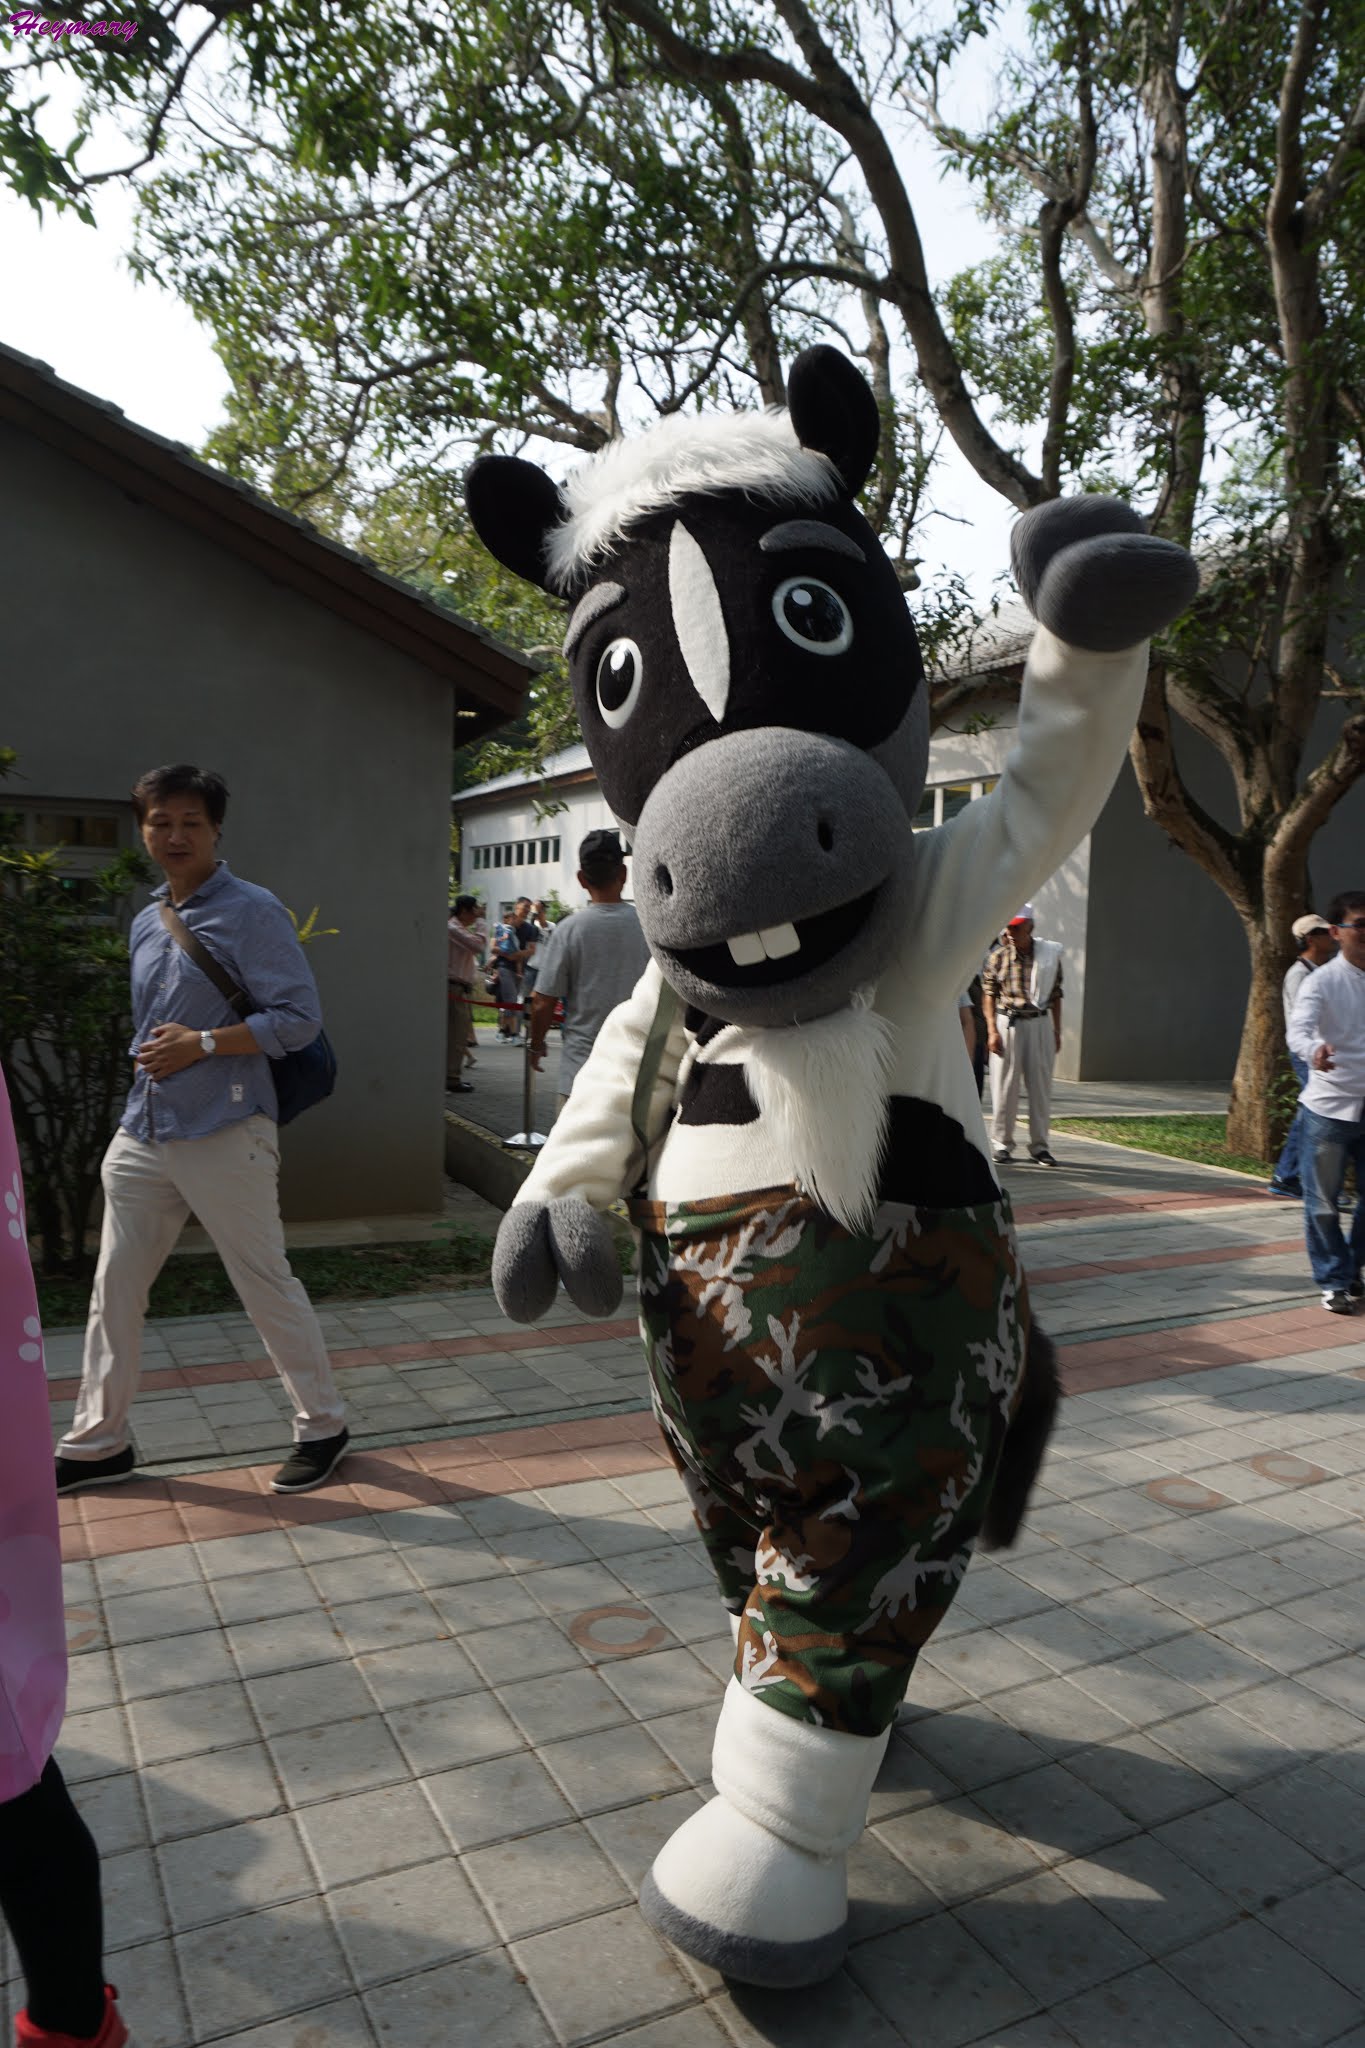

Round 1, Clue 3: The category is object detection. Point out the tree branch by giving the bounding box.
[604,0,1045,509]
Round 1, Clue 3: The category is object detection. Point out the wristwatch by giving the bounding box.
[199,1031,218,1057]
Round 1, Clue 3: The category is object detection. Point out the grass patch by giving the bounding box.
[37,1231,498,1331]
[1052,1113,1273,1179]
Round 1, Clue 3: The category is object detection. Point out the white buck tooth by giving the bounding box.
[758,922,801,959]
[727,932,767,966]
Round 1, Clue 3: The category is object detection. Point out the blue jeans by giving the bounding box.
[1301,1107,1365,1292]
[1272,1053,1310,1191]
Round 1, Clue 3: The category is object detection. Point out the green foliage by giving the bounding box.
[286,904,340,944]
[0,794,154,1274]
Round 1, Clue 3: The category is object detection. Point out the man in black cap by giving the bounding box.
[527,829,651,1111]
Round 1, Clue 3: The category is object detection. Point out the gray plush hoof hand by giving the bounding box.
[491,1198,624,1323]
[1011,495,1199,652]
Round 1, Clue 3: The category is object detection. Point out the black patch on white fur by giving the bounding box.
[878,1097,1000,1207]
[677,1063,760,1127]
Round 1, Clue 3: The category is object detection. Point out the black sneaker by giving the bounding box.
[54,1447,137,1494]
[1349,1275,1365,1301]
[1267,1180,1302,1199]
[993,1145,1013,1163]
[270,1428,350,1495]
[1030,1149,1059,1167]
[1322,1290,1354,1316]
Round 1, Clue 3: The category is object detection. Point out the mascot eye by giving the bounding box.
[771,576,853,655]
[596,638,644,728]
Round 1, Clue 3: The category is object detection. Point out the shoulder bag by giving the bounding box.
[159,903,337,1126]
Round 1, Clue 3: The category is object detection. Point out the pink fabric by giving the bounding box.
[0,1061,66,1802]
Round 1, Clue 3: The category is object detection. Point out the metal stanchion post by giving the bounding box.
[506,1001,548,1151]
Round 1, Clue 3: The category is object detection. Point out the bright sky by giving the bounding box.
[0,14,1022,599]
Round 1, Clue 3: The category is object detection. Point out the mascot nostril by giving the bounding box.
[464,343,1199,1991]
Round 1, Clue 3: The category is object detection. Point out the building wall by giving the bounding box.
[457,782,640,913]
[1,420,453,1220]
[1084,696,1365,1082]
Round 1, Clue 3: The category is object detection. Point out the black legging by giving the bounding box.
[0,1756,107,2037]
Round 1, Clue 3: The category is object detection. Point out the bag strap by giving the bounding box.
[159,903,252,1019]
[630,976,682,1181]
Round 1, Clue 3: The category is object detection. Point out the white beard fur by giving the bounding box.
[744,994,896,1234]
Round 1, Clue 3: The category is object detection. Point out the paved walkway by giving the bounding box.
[25,1138,1365,2048]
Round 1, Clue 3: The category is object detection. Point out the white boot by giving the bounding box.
[639,1677,889,1987]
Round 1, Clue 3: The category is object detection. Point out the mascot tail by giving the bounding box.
[981,1323,1060,1550]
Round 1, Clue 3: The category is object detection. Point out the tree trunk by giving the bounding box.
[1225,918,1296,1158]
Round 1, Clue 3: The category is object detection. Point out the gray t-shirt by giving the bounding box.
[533,902,652,1094]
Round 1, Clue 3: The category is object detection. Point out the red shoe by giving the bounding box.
[15,1984,128,2048]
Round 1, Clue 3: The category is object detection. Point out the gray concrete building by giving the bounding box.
[0,343,534,1222]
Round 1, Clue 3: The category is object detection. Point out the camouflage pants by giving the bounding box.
[628,1185,1029,1736]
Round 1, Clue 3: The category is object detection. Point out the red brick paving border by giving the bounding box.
[1060,1300,1363,1394]
[61,1410,669,1563]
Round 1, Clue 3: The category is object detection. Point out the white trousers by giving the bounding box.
[989,1014,1056,1154]
[61,1116,346,1460]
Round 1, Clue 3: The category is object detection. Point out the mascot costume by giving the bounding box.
[465,347,1197,1988]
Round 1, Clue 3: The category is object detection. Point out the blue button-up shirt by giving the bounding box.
[121,862,324,1143]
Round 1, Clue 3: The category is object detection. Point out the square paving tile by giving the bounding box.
[59,1705,134,1784]
[1259,1871,1365,1997]
[849,1910,1034,2048]
[102,1845,168,1950]
[497,1666,634,1746]
[902,1704,1051,1793]
[540,1721,687,1816]
[115,1629,237,1701]
[362,1948,554,2047]
[464,1819,629,1939]
[354,1636,482,1712]
[956,1864,1146,2003]
[1054,1829,1236,1956]
[422,1750,573,1851]
[71,1770,146,1855]
[330,1856,497,1986]
[212,1567,321,1626]
[387,1692,523,1775]
[268,1714,411,1807]
[1163,1915,1360,2047]
[143,1741,283,1843]
[227,1610,350,1680]
[176,1894,351,2038]
[970,1761,1135,1867]
[586,1789,705,1888]
[1052,1961,1245,2047]
[209,1994,376,2046]
[246,1660,376,1738]
[158,1813,314,1929]
[297,1779,449,1887]
[1152,1795,1329,1912]
[1241,1757,1365,1867]
[873,1794,1046,1906]
[512,1903,692,2047]
[461,1616,586,1687]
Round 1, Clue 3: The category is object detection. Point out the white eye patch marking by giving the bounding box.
[564,580,626,657]
[759,519,866,564]
[668,521,730,724]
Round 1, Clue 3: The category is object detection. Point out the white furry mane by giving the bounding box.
[744,996,897,1234]
[545,409,841,592]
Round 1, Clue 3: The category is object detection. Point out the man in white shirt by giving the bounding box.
[1288,891,1365,1313]
[1269,913,1337,1198]
[527,830,651,1113]
[982,906,1065,1165]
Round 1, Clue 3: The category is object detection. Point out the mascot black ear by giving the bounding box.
[465,455,568,593]
[786,346,882,497]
